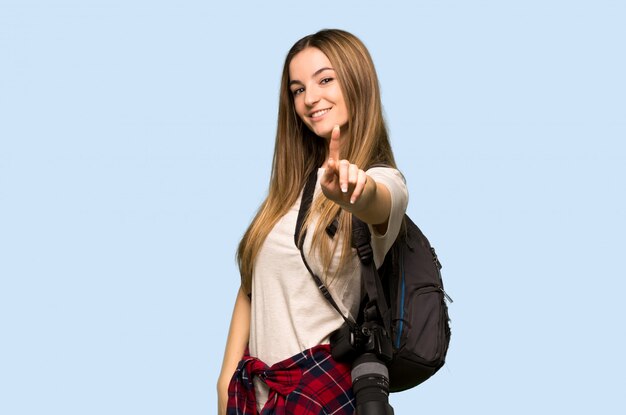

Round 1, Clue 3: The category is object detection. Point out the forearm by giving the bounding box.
[217,287,251,413]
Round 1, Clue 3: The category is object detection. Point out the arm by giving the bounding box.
[217,287,251,415]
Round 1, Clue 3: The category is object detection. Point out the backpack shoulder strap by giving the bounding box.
[351,217,391,329]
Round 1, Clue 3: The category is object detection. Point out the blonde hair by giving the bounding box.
[237,29,397,294]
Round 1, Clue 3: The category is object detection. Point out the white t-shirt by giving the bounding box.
[249,167,408,409]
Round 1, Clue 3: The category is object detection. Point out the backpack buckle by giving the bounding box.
[326,219,338,238]
[356,242,373,265]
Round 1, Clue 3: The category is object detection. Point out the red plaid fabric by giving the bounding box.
[227,344,355,415]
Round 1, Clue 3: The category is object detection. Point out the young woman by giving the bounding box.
[217,29,408,415]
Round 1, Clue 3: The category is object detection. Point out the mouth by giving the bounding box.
[309,107,331,119]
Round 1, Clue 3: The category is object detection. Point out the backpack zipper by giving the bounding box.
[432,247,453,303]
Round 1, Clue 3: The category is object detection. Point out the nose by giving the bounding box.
[303,85,320,107]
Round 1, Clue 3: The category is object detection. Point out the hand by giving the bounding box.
[320,125,368,206]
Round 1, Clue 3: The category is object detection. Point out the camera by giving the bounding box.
[330,305,395,414]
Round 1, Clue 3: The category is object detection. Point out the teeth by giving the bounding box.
[311,108,330,118]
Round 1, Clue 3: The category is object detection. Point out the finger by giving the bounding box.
[327,125,341,163]
[350,170,368,204]
[339,159,349,193]
[322,156,338,183]
[348,164,358,189]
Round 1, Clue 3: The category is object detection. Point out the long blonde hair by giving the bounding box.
[237,29,397,294]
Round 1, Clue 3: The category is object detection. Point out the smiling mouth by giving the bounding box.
[310,108,331,118]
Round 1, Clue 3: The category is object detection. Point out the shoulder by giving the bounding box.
[364,166,409,266]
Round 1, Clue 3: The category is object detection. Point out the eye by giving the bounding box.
[320,77,334,85]
[292,87,304,96]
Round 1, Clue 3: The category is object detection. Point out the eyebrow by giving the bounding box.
[289,67,335,87]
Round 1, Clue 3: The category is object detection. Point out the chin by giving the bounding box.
[317,125,334,138]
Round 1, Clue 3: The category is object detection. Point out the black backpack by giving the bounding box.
[295,169,452,392]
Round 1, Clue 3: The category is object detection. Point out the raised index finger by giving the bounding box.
[327,125,341,162]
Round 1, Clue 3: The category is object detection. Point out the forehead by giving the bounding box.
[288,47,333,80]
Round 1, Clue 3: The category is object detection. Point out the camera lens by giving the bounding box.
[351,353,394,415]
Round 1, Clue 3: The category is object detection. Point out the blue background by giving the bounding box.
[1,0,624,413]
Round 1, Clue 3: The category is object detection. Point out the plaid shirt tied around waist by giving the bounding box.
[227,344,355,415]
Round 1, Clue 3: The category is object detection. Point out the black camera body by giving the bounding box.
[329,319,393,364]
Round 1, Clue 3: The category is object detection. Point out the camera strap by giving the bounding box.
[294,169,356,330]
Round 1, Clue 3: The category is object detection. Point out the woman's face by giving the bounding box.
[288,47,349,140]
